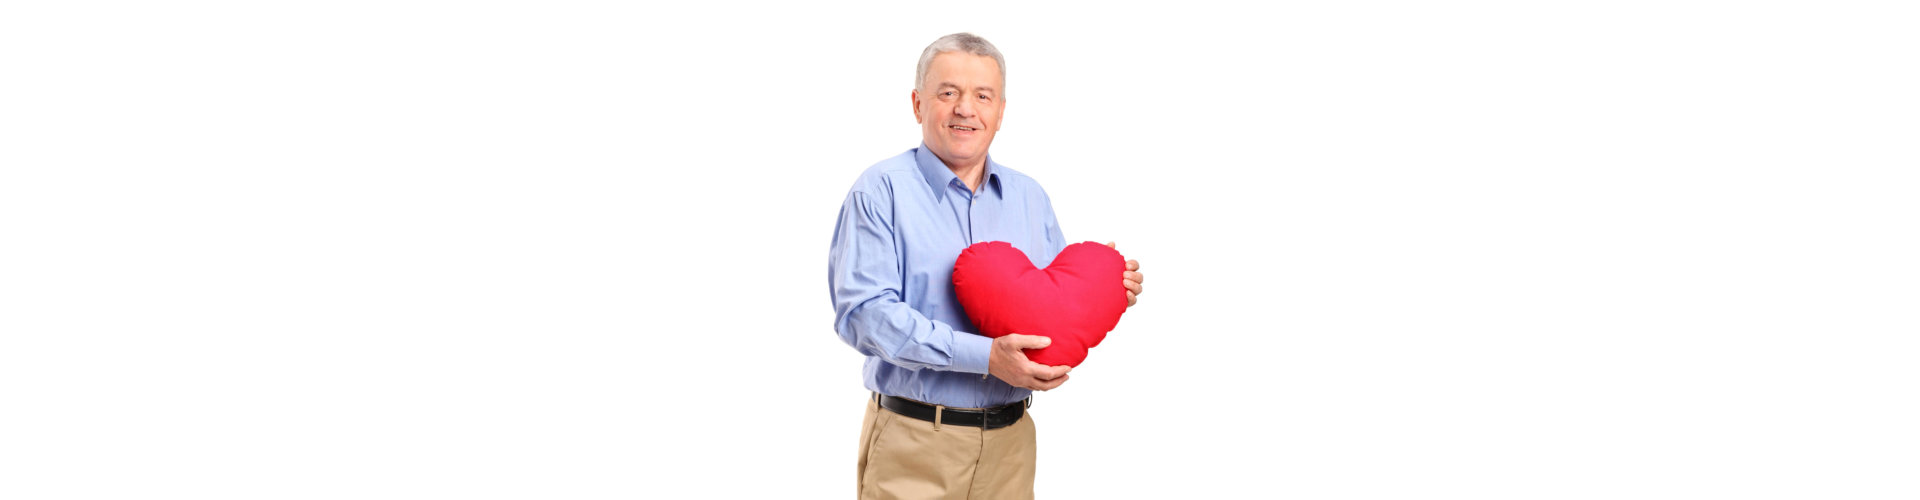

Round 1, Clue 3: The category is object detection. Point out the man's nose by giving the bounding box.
[953,98,975,118]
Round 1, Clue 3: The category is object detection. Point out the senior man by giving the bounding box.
[828,33,1145,499]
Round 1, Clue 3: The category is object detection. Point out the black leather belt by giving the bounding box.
[876,393,1028,430]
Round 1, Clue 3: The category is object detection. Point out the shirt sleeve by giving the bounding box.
[828,190,992,374]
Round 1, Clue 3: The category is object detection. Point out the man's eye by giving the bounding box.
[942,91,956,97]
[977,94,990,100]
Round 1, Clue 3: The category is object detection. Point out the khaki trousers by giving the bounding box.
[856,396,1037,500]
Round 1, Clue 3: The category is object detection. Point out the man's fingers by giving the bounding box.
[1124,271,1143,284]
[1127,291,1137,306]
[1106,241,1116,250]
[1022,363,1069,382]
[1122,279,1142,295]
[1031,374,1069,391]
[1126,259,1139,272]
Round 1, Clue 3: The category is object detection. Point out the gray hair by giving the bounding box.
[915,33,1006,93]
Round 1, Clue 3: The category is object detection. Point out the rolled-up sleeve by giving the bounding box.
[829,190,991,374]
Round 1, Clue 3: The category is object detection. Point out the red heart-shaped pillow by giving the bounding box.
[952,241,1127,367]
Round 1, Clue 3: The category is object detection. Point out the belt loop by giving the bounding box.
[933,405,944,432]
[1024,396,1032,409]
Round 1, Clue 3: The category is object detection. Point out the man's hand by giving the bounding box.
[1108,242,1144,307]
[988,334,1073,391]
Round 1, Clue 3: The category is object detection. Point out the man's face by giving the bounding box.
[914,52,1005,169]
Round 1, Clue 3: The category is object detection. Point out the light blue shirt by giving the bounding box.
[829,144,1066,408]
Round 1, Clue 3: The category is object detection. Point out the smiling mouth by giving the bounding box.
[949,125,978,132]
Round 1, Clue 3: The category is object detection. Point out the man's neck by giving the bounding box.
[944,158,987,193]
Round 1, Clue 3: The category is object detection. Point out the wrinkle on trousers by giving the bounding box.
[856,397,1036,500]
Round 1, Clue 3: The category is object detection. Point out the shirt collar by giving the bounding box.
[914,143,1003,200]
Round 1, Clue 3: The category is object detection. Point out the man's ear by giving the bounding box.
[911,89,923,124]
[992,96,1005,129]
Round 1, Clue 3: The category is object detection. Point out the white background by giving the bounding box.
[3,1,1917,498]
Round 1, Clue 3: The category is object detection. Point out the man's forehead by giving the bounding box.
[932,80,1000,92]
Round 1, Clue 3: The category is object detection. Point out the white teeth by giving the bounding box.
[952,126,975,131]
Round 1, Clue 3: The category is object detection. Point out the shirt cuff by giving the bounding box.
[950,331,993,374]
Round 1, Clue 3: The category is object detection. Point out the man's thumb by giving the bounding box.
[1011,334,1051,349]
